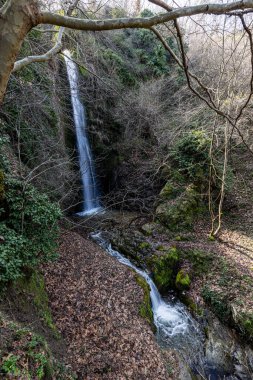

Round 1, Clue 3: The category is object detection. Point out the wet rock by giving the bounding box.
[204,312,253,379]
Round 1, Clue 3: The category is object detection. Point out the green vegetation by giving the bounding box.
[239,313,253,338]
[138,241,151,250]
[184,249,215,277]
[149,247,179,292]
[156,184,202,230]
[202,286,232,323]
[0,314,75,379]
[155,131,211,230]
[171,130,210,183]
[0,137,61,286]
[135,274,154,330]
[16,272,60,337]
[0,177,61,285]
[175,269,191,290]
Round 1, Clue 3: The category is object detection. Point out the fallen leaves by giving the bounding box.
[42,229,170,379]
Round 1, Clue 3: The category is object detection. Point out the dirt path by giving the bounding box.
[42,230,172,380]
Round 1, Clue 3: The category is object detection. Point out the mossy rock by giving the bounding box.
[140,223,156,236]
[149,247,179,293]
[159,181,182,200]
[184,249,215,277]
[202,286,232,323]
[238,313,253,341]
[180,295,204,316]
[175,269,191,290]
[135,274,155,330]
[156,184,203,231]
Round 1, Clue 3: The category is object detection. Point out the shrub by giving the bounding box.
[0,176,62,284]
[171,130,210,182]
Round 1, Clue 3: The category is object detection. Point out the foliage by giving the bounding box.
[0,176,61,284]
[0,136,61,285]
[109,7,127,18]
[0,314,76,379]
[239,313,253,339]
[102,48,137,86]
[171,130,210,182]
[132,28,172,77]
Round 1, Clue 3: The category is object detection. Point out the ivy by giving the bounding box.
[0,136,61,285]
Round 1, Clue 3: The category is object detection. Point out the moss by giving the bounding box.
[185,249,214,277]
[149,247,179,292]
[0,313,75,379]
[202,286,232,323]
[156,245,166,251]
[156,184,203,231]
[181,295,203,316]
[141,223,155,236]
[159,181,176,200]
[138,241,151,250]
[17,272,60,338]
[175,269,191,290]
[135,274,155,330]
[238,313,253,340]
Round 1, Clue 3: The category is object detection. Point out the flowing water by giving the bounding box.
[92,232,252,380]
[64,51,101,216]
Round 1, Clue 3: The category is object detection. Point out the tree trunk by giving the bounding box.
[0,0,39,104]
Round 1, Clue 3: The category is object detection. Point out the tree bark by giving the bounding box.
[0,0,39,104]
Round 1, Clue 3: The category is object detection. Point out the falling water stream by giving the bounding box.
[92,232,253,380]
[64,51,101,216]
[63,48,252,380]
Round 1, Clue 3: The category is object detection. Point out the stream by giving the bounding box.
[63,46,253,380]
[92,231,253,380]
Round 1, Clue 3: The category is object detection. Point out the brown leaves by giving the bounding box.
[42,230,170,380]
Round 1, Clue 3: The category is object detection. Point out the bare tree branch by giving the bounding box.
[38,1,253,31]
[13,27,64,73]
[12,0,81,73]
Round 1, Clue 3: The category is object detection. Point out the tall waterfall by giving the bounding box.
[64,51,101,216]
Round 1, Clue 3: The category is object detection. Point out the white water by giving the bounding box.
[91,232,205,369]
[64,51,101,216]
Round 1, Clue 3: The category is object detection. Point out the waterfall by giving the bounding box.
[64,51,101,216]
[91,232,206,373]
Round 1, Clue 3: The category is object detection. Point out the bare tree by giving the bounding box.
[1,0,253,104]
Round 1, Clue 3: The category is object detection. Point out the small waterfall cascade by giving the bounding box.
[64,50,101,216]
[91,232,205,375]
[92,232,252,379]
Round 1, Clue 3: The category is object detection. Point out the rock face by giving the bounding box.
[42,230,172,379]
[155,182,202,231]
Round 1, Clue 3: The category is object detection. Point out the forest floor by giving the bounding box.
[41,229,180,380]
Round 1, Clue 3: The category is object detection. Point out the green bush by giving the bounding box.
[171,130,210,182]
[0,176,61,284]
